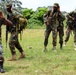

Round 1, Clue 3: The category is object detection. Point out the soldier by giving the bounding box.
[43,3,65,51]
[57,7,65,49]
[6,4,25,61]
[64,11,76,50]
[0,11,13,73]
[64,12,73,46]
[43,8,52,52]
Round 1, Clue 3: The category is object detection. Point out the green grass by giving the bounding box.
[1,28,76,75]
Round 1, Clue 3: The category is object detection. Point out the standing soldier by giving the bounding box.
[57,7,65,49]
[0,11,13,73]
[6,4,25,61]
[43,8,52,52]
[64,11,76,50]
[43,3,65,51]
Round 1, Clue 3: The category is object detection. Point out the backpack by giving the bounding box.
[18,14,27,33]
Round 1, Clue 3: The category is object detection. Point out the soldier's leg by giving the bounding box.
[52,27,57,51]
[44,26,51,51]
[15,41,25,59]
[59,27,64,49]
[8,41,16,61]
[0,43,5,73]
[64,27,71,46]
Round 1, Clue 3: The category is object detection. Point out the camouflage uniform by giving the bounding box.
[6,4,25,61]
[43,3,64,51]
[0,12,13,73]
[64,11,76,47]
[43,10,52,51]
[0,22,5,73]
[57,13,65,49]
[64,12,73,43]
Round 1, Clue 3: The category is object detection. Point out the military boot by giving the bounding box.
[8,54,16,61]
[0,62,5,73]
[18,52,25,59]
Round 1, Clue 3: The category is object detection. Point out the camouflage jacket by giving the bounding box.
[66,11,76,28]
[49,11,65,27]
[7,11,19,32]
[58,12,65,27]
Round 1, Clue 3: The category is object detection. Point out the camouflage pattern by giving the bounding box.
[65,27,76,43]
[0,15,13,61]
[43,10,59,47]
[9,32,23,55]
[57,12,65,48]
[44,25,52,47]
[65,11,76,43]
[0,19,5,73]
[65,27,71,42]
[0,19,4,62]
[57,25,64,45]
[7,10,24,55]
[0,12,13,58]
[43,10,52,47]
[44,3,65,50]
[0,11,13,72]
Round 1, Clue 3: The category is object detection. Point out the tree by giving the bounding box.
[0,0,22,14]
[30,7,47,23]
[22,8,35,19]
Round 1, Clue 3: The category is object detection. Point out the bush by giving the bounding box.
[27,18,45,29]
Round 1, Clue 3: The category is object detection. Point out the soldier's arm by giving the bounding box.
[2,18,13,26]
[0,11,13,26]
[66,12,74,20]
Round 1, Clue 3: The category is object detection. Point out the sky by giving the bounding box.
[20,0,76,12]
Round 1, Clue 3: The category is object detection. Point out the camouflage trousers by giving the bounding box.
[9,32,23,55]
[44,25,57,47]
[57,26,64,45]
[65,26,76,43]
[0,43,4,63]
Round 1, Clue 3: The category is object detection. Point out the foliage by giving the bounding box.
[0,0,22,14]
[22,8,34,19]
[22,7,47,28]
[27,18,44,29]
[31,7,47,22]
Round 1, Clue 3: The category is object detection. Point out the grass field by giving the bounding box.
[1,28,76,75]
